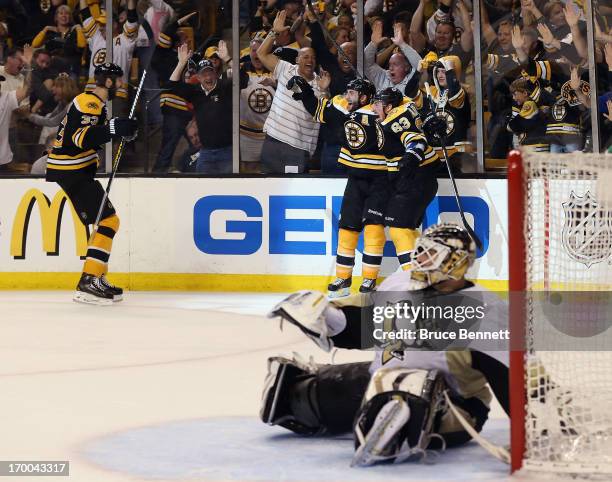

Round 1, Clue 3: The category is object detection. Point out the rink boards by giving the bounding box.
[0,177,508,291]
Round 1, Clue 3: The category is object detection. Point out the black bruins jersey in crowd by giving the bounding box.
[154,21,193,121]
[314,95,386,173]
[507,100,549,151]
[379,99,439,172]
[46,92,111,181]
[546,92,584,144]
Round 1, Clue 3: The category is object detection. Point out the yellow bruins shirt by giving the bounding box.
[46,92,111,180]
[380,99,439,172]
[314,95,387,172]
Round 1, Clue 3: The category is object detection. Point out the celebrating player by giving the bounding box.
[46,62,138,305]
[373,87,441,272]
[262,223,510,466]
[288,74,388,296]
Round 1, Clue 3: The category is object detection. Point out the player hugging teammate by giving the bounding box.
[289,76,444,298]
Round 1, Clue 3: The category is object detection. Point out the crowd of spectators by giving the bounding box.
[0,0,609,174]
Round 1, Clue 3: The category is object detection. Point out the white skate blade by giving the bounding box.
[352,399,411,467]
[327,287,350,299]
[112,294,123,302]
[73,291,114,306]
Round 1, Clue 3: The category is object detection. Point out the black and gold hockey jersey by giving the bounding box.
[507,100,549,151]
[546,88,585,145]
[153,20,193,120]
[46,92,111,180]
[379,99,439,172]
[314,95,387,172]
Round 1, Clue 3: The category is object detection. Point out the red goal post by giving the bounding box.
[507,149,612,476]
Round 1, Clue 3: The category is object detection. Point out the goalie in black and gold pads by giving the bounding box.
[46,62,138,305]
[289,75,387,296]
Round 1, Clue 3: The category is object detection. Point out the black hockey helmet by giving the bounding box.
[411,223,476,285]
[346,78,376,103]
[94,62,123,80]
[372,87,403,108]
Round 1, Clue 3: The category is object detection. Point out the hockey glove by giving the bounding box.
[108,118,138,141]
[287,75,313,101]
[422,113,447,143]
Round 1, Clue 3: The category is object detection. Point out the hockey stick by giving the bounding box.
[423,82,483,251]
[304,0,361,78]
[90,72,148,238]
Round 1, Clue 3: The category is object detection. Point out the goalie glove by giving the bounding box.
[286,75,314,101]
[422,113,447,143]
[267,290,335,351]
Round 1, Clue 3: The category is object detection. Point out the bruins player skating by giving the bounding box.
[288,75,388,296]
[372,87,441,272]
[263,224,511,466]
[46,63,138,305]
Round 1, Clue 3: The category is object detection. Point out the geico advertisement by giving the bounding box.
[1,178,508,279]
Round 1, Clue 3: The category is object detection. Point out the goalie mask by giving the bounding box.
[410,223,476,286]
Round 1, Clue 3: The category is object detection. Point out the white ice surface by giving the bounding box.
[0,291,510,482]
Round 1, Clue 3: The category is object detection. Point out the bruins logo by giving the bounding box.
[436,111,455,136]
[561,80,590,107]
[93,48,106,66]
[552,102,567,121]
[376,123,384,150]
[248,87,272,114]
[344,120,366,149]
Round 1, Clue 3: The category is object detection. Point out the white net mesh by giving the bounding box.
[522,152,612,475]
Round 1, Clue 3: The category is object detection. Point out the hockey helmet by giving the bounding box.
[346,78,376,103]
[372,87,403,108]
[94,62,123,80]
[411,223,476,285]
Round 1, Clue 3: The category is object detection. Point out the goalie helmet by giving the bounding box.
[410,223,476,285]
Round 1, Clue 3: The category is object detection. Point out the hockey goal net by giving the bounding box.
[508,150,612,476]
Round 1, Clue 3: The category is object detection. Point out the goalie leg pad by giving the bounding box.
[260,356,324,435]
[352,368,447,466]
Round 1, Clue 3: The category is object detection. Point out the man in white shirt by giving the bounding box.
[0,48,25,93]
[0,45,33,169]
[257,10,328,174]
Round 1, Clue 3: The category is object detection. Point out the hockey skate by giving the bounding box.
[359,278,377,293]
[352,397,411,467]
[100,275,123,301]
[327,277,351,298]
[73,274,114,305]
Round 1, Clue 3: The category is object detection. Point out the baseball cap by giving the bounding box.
[205,46,219,58]
[197,59,215,72]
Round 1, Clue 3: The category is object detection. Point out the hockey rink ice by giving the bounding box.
[1,291,511,482]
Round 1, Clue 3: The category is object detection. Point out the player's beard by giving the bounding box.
[107,84,117,100]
